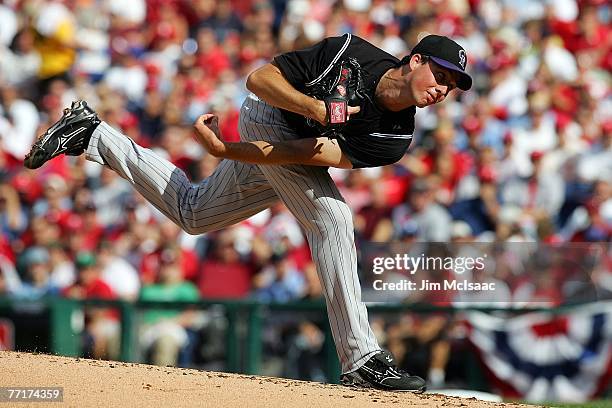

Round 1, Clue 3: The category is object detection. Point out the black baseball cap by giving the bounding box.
[410,35,472,91]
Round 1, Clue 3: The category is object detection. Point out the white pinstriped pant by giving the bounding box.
[86,94,381,373]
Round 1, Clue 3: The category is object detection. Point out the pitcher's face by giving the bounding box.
[409,55,458,108]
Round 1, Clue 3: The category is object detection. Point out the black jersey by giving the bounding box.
[273,34,415,168]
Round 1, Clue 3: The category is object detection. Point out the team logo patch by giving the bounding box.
[459,49,466,69]
[329,102,346,124]
[336,84,346,97]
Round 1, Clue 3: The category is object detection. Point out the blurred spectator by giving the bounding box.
[103,41,148,102]
[0,3,18,50]
[0,84,40,159]
[496,131,527,183]
[47,241,75,289]
[562,177,612,242]
[0,253,20,295]
[13,246,59,299]
[502,150,565,227]
[261,203,311,270]
[252,250,305,303]
[392,178,452,242]
[31,174,71,218]
[91,167,132,227]
[540,119,588,175]
[381,313,452,389]
[513,269,563,306]
[450,166,500,236]
[0,28,41,89]
[355,183,393,241]
[338,169,376,213]
[0,182,27,242]
[300,263,323,301]
[284,320,326,381]
[577,128,612,183]
[136,90,166,143]
[199,0,243,41]
[450,221,475,243]
[511,94,558,162]
[32,0,78,94]
[139,246,200,367]
[27,214,62,247]
[198,230,255,298]
[69,201,105,251]
[108,0,146,27]
[62,252,119,360]
[139,219,199,284]
[98,240,141,301]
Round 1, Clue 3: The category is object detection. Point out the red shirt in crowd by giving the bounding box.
[62,278,115,299]
[198,259,253,299]
[140,248,199,284]
[61,278,119,319]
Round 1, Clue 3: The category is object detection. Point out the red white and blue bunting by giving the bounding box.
[466,301,612,403]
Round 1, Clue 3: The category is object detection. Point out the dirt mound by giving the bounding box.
[0,351,540,407]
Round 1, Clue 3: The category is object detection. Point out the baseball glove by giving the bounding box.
[305,57,368,138]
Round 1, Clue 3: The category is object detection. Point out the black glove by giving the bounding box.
[305,57,367,138]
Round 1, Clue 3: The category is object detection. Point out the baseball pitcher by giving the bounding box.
[24,34,472,392]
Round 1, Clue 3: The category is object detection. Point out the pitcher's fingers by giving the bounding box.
[347,105,360,120]
[347,106,360,120]
[194,115,214,134]
[195,113,215,125]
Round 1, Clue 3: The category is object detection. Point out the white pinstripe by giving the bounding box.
[85,93,381,373]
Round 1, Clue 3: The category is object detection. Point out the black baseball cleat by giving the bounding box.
[341,351,427,392]
[24,100,101,169]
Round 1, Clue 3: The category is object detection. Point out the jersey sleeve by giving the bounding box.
[273,34,352,89]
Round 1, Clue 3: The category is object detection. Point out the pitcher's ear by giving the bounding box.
[398,55,411,66]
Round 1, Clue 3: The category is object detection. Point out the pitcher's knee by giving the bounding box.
[305,209,355,238]
[175,190,210,235]
[181,224,203,236]
[177,213,231,235]
[178,220,210,236]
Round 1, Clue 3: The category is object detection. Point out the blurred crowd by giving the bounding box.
[0,0,610,383]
